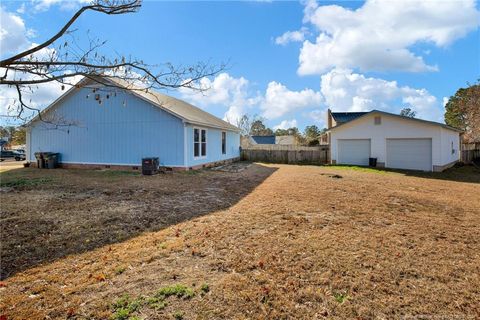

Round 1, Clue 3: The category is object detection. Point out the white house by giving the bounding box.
[326,109,462,172]
[26,77,241,170]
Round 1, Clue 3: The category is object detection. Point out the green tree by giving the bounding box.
[304,125,321,140]
[0,126,9,139]
[274,128,289,136]
[400,107,416,118]
[250,119,273,136]
[11,127,26,145]
[445,82,480,142]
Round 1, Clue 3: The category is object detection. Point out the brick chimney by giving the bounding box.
[327,108,332,129]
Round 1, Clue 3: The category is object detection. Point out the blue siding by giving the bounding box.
[28,87,184,166]
[185,124,240,167]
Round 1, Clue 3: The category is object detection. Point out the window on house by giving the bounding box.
[222,132,226,155]
[374,116,382,125]
[194,128,207,158]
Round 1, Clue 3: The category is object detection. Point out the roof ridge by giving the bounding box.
[103,77,239,132]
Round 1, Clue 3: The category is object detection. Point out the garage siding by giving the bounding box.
[330,113,459,171]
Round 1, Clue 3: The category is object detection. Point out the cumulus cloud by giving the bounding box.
[305,109,327,127]
[179,73,260,124]
[33,0,90,12]
[297,0,480,74]
[0,7,32,55]
[0,8,81,121]
[320,69,443,121]
[273,119,298,130]
[261,81,322,119]
[0,70,82,120]
[179,73,323,124]
[275,27,308,45]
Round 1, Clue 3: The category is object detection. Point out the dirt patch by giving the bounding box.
[0,164,276,280]
[1,164,479,319]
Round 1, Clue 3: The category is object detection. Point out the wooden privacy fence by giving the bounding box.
[461,142,480,164]
[241,145,330,165]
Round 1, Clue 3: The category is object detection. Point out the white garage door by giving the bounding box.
[337,139,371,166]
[386,139,432,171]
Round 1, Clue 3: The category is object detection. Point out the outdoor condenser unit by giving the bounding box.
[142,157,159,175]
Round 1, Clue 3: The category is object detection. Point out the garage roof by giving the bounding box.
[328,110,463,133]
[331,112,368,123]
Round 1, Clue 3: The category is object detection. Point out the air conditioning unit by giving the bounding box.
[142,157,159,175]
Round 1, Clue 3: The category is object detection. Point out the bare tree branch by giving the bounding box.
[0,0,225,124]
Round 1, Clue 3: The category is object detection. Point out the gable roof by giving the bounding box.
[251,135,276,144]
[29,76,240,132]
[331,112,368,123]
[328,110,462,133]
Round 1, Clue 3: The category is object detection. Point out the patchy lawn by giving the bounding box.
[1,163,479,319]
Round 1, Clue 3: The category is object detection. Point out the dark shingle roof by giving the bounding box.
[251,136,276,144]
[331,112,369,123]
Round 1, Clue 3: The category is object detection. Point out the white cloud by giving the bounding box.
[0,7,31,55]
[273,119,298,130]
[275,27,308,45]
[261,81,322,119]
[17,4,26,14]
[179,73,323,124]
[179,73,260,124]
[320,69,442,121]
[0,7,81,121]
[297,0,480,74]
[0,69,82,120]
[34,0,90,12]
[443,97,450,108]
[305,109,327,128]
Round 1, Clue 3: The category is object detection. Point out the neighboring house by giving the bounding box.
[275,135,297,145]
[245,135,297,146]
[325,109,461,172]
[251,135,276,145]
[26,77,240,170]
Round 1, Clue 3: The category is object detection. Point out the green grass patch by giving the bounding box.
[326,165,387,174]
[114,266,127,275]
[0,177,53,188]
[155,284,195,299]
[93,170,140,177]
[172,311,184,320]
[111,284,196,319]
[333,291,349,304]
[111,294,143,320]
[180,169,202,175]
[200,283,210,294]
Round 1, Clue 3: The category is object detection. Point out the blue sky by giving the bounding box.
[1,0,479,130]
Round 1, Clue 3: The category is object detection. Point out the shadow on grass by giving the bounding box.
[325,164,480,184]
[0,162,277,279]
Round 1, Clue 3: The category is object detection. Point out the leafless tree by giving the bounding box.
[0,0,225,124]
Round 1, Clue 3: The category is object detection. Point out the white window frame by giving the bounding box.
[193,127,207,159]
[221,131,227,155]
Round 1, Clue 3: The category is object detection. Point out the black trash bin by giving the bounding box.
[45,153,59,169]
[369,157,377,167]
[34,152,46,169]
[142,157,159,175]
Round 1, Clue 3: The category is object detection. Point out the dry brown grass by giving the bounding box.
[1,163,479,319]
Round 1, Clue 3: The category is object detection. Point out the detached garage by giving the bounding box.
[328,110,461,172]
